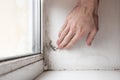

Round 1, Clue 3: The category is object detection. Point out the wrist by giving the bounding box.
[77,0,99,15]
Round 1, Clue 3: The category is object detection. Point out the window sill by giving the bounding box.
[35,71,120,80]
[0,54,43,76]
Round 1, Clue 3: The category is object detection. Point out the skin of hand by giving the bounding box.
[57,0,99,49]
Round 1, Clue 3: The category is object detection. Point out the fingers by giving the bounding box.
[86,14,98,46]
[57,6,99,49]
[64,31,84,49]
[94,13,99,29]
[58,29,75,49]
[58,21,68,37]
[86,28,98,46]
[57,24,70,45]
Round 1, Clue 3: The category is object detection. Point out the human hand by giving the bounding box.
[57,3,99,49]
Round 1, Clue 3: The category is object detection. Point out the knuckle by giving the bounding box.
[59,38,62,43]
[64,39,69,43]
[62,31,68,36]
[70,22,76,27]
[70,28,76,32]
[64,28,69,32]
[77,31,84,38]
[59,31,62,35]
[62,32,67,35]
[59,36,64,41]
[61,42,66,47]
[66,16,71,20]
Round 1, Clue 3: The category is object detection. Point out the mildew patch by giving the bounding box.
[49,40,58,51]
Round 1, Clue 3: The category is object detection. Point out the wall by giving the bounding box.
[44,0,120,70]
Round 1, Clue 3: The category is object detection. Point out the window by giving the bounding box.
[0,0,42,61]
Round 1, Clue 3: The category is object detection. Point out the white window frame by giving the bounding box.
[0,0,44,76]
[32,0,43,54]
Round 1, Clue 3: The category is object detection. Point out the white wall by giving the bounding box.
[44,0,120,70]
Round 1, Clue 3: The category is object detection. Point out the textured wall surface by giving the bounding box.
[44,0,120,70]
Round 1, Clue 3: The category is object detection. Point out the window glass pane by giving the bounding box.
[0,0,40,60]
